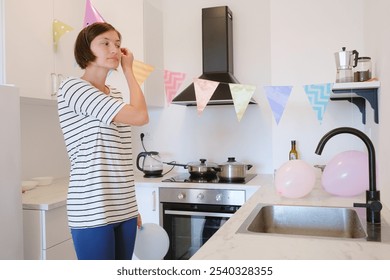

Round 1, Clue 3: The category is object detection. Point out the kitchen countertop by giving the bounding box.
[21,172,260,210]
[22,173,390,259]
[22,177,69,210]
[191,174,390,260]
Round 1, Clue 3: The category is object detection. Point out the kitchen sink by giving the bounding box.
[237,204,367,239]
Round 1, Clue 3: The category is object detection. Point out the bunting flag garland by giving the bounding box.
[303,83,332,124]
[48,3,337,124]
[264,86,293,125]
[133,60,155,86]
[229,84,256,122]
[164,70,186,105]
[193,78,220,115]
[52,19,74,51]
[83,0,105,27]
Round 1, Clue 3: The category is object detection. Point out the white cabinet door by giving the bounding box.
[43,205,71,249]
[45,239,76,260]
[4,0,54,100]
[143,0,165,107]
[23,205,76,260]
[135,185,160,225]
[4,0,145,101]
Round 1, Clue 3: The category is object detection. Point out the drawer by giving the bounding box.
[45,239,76,260]
[43,206,71,249]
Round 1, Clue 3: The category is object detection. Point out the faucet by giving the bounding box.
[315,127,382,224]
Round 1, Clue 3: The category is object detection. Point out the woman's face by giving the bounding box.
[89,30,121,70]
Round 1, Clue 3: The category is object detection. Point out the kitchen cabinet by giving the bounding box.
[4,0,57,100]
[135,185,160,225]
[4,0,84,100]
[4,0,164,106]
[143,0,165,107]
[0,85,24,259]
[23,205,76,260]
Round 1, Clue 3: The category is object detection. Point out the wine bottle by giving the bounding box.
[289,140,298,160]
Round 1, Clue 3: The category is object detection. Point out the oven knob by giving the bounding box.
[215,193,223,202]
[177,192,186,200]
[197,193,204,200]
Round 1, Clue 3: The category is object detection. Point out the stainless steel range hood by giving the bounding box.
[172,6,256,106]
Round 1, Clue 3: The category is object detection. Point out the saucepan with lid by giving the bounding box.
[165,159,221,178]
[217,157,253,182]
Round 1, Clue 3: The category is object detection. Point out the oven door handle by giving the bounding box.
[164,210,234,218]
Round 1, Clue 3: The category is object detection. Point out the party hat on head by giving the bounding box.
[83,0,105,27]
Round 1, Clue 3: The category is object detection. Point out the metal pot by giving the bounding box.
[218,157,253,182]
[166,159,221,178]
[187,159,221,177]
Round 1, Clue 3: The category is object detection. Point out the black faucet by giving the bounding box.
[315,127,382,224]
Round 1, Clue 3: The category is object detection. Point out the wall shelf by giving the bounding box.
[331,81,380,124]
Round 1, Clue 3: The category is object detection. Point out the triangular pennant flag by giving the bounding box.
[53,19,74,52]
[229,84,256,122]
[132,60,155,86]
[264,86,293,125]
[193,78,219,115]
[164,70,186,105]
[83,0,105,27]
[303,83,332,124]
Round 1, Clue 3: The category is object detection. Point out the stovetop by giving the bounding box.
[162,173,257,184]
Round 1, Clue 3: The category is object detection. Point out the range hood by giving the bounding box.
[172,6,256,106]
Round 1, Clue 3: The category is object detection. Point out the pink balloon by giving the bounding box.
[275,160,316,198]
[321,150,369,196]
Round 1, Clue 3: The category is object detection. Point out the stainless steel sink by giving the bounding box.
[237,204,367,239]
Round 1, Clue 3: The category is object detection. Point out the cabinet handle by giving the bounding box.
[152,190,156,212]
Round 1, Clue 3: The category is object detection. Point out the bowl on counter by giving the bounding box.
[21,180,38,192]
[32,176,54,186]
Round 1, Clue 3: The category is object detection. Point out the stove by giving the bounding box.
[162,173,257,184]
[160,173,257,259]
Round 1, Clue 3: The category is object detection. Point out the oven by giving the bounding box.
[159,174,256,260]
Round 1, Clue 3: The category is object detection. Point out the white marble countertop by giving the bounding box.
[22,177,69,210]
[21,172,260,210]
[191,174,390,260]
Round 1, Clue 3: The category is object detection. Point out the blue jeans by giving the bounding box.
[71,218,137,260]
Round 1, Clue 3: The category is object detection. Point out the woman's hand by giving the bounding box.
[137,214,143,229]
[120,47,134,72]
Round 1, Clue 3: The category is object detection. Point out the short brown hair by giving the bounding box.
[74,22,122,69]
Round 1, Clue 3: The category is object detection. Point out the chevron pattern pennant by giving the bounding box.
[264,86,292,125]
[303,83,332,124]
[164,70,186,104]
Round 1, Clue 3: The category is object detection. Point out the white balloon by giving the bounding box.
[134,223,170,260]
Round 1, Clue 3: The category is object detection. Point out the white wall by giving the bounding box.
[134,0,273,173]
[365,0,390,208]
[133,0,376,175]
[16,0,387,207]
[270,0,373,168]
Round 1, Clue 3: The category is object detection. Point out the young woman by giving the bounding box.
[57,22,149,260]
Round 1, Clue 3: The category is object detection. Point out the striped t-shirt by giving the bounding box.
[57,77,138,229]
